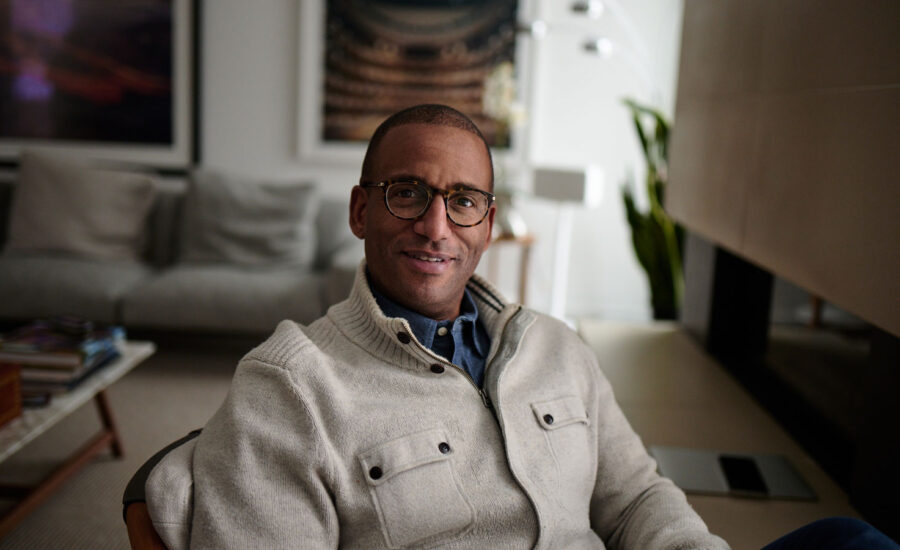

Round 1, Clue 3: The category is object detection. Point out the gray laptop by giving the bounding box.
[649,446,817,500]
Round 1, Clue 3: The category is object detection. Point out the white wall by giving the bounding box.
[202,0,684,321]
[202,0,358,192]
[515,0,684,320]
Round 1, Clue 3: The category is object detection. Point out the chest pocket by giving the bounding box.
[532,396,590,431]
[531,396,594,505]
[359,427,474,549]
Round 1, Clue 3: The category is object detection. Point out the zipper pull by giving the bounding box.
[479,389,493,409]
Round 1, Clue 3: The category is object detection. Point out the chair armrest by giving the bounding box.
[123,429,202,521]
[126,502,168,550]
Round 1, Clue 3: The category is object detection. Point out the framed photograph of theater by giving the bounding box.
[0,0,195,169]
[298,0,525,165]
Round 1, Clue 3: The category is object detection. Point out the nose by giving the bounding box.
[413,194,452,241]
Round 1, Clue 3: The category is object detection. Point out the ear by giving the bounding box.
[482,204,496,249]
[349,185,368,239]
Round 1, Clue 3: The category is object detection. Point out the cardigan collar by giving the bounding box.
[325,260,527,373]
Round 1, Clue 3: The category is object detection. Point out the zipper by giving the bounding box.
[481,311,545,547]
[447,362,494,410]
[479,387,492,409]
[431,307,543,543]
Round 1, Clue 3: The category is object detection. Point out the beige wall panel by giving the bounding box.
[672,0,900,336]
[760,0,900,92]
[667,96,761,252]
[742,88,900,336]
[677,0,765,97]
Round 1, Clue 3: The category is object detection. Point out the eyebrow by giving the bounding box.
[386,175,485,193]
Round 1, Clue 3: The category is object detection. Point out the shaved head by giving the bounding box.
[361,104,494,189]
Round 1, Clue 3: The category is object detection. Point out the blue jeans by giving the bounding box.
[762,517,899,550]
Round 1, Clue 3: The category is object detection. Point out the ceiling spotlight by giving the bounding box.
[583,37,614,58]
[516,20,548,38]
[572,0,605,19]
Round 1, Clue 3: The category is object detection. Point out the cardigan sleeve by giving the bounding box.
[189,358,339,549]
[585,352,730,550]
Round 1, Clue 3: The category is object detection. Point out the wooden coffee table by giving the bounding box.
[0,341,155,537]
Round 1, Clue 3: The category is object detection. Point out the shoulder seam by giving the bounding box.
[241,353,339,491]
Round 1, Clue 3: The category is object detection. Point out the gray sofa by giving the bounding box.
[0,152,361,336]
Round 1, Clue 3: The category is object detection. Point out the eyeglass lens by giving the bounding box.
[385,182,489,225]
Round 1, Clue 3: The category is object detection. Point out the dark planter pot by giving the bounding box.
[653,306,678,321]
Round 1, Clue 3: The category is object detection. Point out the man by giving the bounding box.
[181,104,729,549]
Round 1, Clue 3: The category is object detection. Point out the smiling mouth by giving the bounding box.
[404,252,453,263]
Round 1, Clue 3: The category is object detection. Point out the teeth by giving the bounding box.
[412,254,444,262]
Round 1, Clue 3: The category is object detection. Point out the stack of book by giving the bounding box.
[0,318,125,395]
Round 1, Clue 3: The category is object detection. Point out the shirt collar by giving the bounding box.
[459,290,488,357]
[368,274,486,356]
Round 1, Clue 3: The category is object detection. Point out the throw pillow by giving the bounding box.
[5,150,156,262]
[179,170,319,268]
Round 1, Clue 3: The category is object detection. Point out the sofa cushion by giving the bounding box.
[179,170,319,268]
[0,255,152,323]
[140,177,187,267]
[121,265,326,334]
[5,151,156,261]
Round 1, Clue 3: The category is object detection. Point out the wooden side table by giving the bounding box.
[0,341,156,537]
[487,233,535,305]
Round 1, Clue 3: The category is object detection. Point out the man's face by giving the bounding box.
[349,123,495,321]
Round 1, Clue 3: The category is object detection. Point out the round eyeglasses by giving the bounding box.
[361,180,495,227]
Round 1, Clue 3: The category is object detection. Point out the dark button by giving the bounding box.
[430,364,445,374]
[543,414,554,425]
[369,466,383,480]
[397,332,411,344]
[438,442,451,454]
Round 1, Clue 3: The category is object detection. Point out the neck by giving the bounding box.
[366,274,460,321]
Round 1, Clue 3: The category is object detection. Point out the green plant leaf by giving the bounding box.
[621,96,683,318]
[623,99,651,164]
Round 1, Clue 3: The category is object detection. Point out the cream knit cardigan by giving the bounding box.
[177,263,729,549]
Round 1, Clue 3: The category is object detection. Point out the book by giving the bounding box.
[0,319,125,369]
[19,347,121,394]
[21,391,52,408]
[20,346,121,384]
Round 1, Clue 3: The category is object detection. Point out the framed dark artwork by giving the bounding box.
[0,0,194,168]
[299,0,522,164]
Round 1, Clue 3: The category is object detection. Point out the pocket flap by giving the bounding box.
[531,396,590,430]
[359,428,453,486]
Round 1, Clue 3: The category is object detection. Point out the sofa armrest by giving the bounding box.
[322,261,360,311]
[314,197,363,270]
[123,429,201,520]
[329,239,365,271]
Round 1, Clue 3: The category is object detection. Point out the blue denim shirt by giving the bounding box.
[370,282,490,388]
